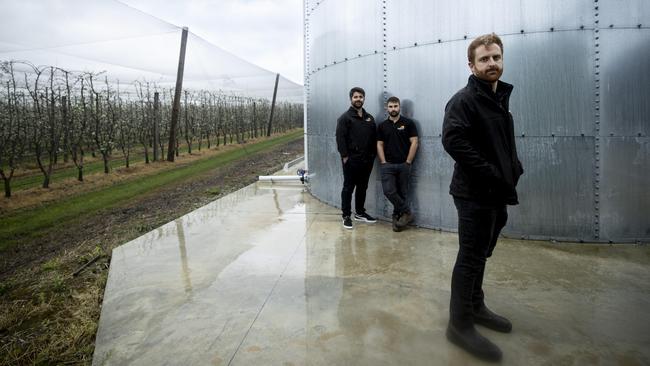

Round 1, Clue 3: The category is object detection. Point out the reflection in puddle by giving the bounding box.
[175,217,193,297]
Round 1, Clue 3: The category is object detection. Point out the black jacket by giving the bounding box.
[442,75,524,205]
[336,107,377,161]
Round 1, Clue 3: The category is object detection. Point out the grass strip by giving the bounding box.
[12,134,246,191]
[0,130,302,251]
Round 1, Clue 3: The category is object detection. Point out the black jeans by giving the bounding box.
[450,197,508,329]
[341,158,374,217]
[380,162,411,216]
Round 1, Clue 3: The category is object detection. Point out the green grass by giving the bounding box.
[0,130,303,251]
[11,133,253,191]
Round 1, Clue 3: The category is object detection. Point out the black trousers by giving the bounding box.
[341,158,374,217]
[450,197,508,329]
[380,162,411,216]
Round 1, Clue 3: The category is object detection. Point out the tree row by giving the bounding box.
[0,61,303,197]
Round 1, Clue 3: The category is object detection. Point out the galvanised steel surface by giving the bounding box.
[304,0,650,243]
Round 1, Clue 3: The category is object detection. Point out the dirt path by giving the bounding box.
[0,137,304,365]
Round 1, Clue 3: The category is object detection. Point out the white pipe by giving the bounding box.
[302,9,309,174]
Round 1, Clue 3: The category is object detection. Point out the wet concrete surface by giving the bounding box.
[93,177,650,365]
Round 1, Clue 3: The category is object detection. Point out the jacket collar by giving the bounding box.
[347,106,367,119]
[468,74,513,102]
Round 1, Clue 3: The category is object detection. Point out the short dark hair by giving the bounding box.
[468,33,503,63]
[349,87,365,99]
[386,96,400,105]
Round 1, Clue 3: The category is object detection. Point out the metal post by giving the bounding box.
[266,73,279,137]
[167,26,189,162]
[153,91,160,161]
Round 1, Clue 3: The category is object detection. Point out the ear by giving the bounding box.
[468,61,476,75]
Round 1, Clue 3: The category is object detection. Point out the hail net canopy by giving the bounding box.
[0,0,303,102]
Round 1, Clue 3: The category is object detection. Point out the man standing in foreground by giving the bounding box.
[377,96,419,232]
[336,87,378,229]
[442,33,524,362]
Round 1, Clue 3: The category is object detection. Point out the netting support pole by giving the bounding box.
[266,73,279,137]
[167,26,189,162]
[153,91,160,161]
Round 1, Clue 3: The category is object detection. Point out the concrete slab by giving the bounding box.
[94,178,650,365]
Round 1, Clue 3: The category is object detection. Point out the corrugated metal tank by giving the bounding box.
[303,0,650,243]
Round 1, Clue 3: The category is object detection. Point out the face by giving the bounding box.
[386,101,400,117]
[350,92,365,109]
[469,43,503,83]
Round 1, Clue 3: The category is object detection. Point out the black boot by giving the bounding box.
[474,305,512,333]
[392,214,402,232]
[446,323,502,362]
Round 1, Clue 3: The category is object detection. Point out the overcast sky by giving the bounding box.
[119,0,304,85]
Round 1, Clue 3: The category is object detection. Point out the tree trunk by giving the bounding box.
[102,153,110,174]
[78,166,84,182]
[36,152,51,189]
[0,169,12,198]
[46,162,54,188]
[3,178,10,198]
[144,145,150,164]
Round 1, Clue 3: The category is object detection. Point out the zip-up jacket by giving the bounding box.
[442,75,524,205]
[336,106,377,162]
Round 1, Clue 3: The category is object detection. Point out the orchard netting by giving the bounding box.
[0,0,304,197]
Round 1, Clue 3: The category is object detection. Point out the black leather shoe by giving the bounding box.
[474,306,512,333]
[446,324,502,362]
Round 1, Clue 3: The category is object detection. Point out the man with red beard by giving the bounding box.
[336,87,378,229]
[442,33,524,362]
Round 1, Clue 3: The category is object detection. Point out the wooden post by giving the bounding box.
[252,101,257,138]
[62,95,69,163]
[266,73,279,137]
[167,27,189,162]
[153,91,160,161]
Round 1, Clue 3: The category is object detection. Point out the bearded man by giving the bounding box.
[442,33,524,362]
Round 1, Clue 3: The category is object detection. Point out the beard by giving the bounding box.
[352,101,363,108]
[389,111,399,117]
[479,67,503,82]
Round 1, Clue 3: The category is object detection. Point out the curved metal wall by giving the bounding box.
[304,0,650,243]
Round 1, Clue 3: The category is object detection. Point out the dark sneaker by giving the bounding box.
[446,324,502,362]
[473,305,512,333]
[354,212,377,223]
[396,211,414,227]
[342,216,353,229]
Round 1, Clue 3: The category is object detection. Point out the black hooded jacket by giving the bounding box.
[335,107,377,162]
[442,75,524,205]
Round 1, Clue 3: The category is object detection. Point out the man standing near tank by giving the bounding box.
[336,87,378,229]
[377,96,419,232]
[442,33,524,362]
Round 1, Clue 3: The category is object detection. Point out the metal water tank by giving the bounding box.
[304,0,650,243]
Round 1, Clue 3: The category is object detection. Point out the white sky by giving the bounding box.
[119,0,304,85]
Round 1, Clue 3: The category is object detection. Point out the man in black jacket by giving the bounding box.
[336,87,378,229]
[442,33,524,362]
